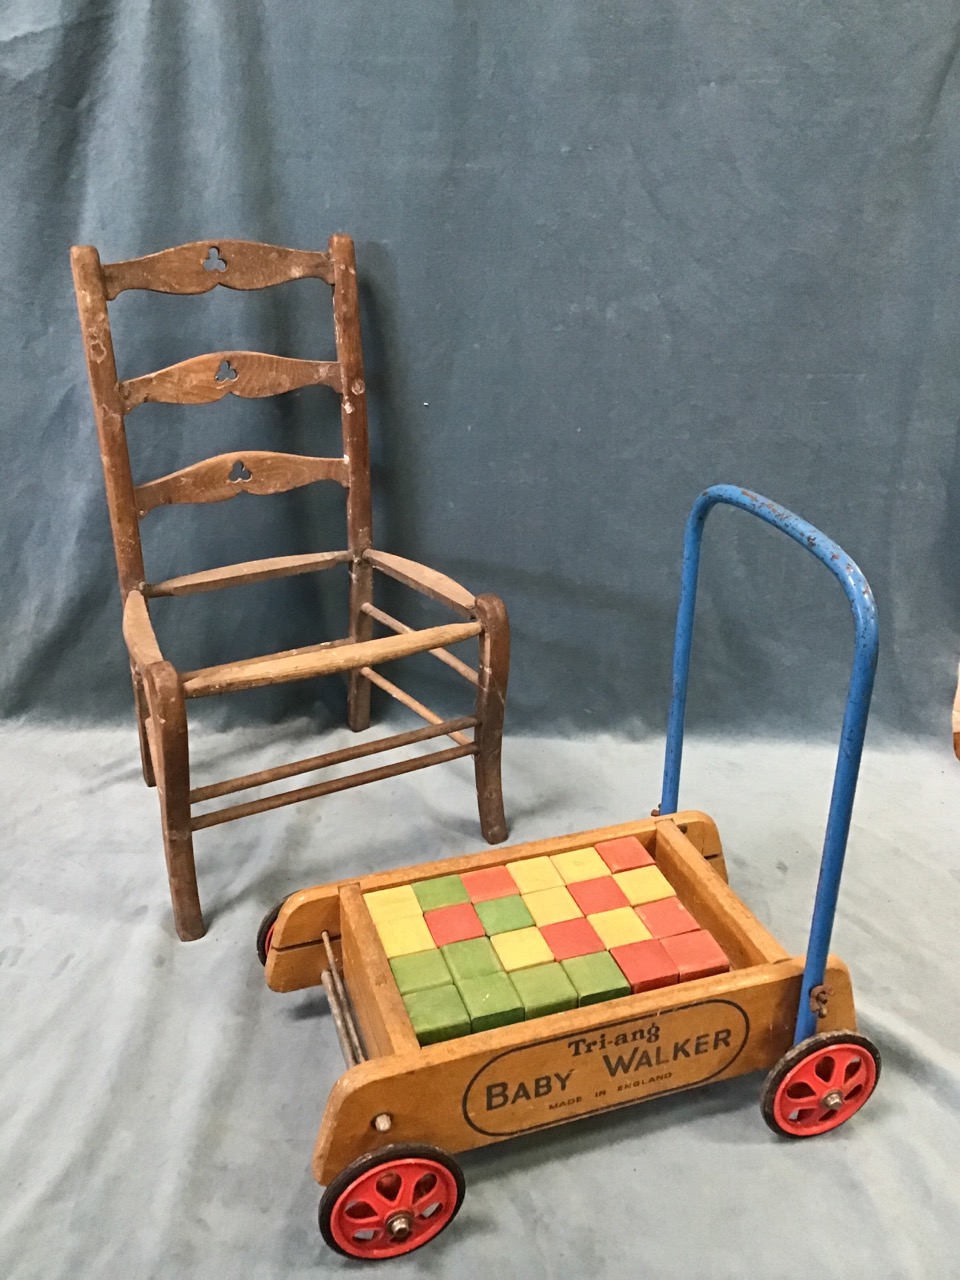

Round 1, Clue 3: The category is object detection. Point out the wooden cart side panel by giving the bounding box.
[340,884,419,1057]
[270,811,724,952]
[311,956,855,1182]
[264,885,341,990]
[264,935,344,993]
[654,821,790,967]
[265,941,330,992]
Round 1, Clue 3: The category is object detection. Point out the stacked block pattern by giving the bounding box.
[370,834,730,1045]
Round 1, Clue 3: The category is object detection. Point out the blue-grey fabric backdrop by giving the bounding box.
[3,0,960,740]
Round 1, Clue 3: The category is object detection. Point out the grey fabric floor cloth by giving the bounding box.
[2,720,957,1277]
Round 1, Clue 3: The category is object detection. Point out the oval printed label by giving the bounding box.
[462,998,750,1137]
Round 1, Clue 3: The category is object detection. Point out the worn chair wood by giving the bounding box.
[71,236,509,941]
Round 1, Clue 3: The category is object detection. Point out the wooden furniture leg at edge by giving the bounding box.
[473,593,509,844]
[347,558,373,732]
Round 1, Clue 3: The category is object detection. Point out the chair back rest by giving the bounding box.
[71,236,371,598]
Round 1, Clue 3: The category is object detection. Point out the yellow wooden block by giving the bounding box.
[588,907,652,949]
[491,927,554,971]
[551,847,609,884]
[523,886,582,927]
[613,867,675,906]
[375,914,436,959]
[507,856,563,893]
[363,884,423,923]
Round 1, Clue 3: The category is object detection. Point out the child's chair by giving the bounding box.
[71,235,509,940]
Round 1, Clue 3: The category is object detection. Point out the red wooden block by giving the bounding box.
[568,875,628,915]
[610,939,679,993]
[424,902,485,947]
[460,865,518,902]
[594,835,655,873]
[661,930,730,981]
[636,896,700,939]
[540,917,605,962]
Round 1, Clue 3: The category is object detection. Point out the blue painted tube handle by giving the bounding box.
[659,485,879,1045]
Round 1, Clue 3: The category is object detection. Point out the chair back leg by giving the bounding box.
[130,666,157,788]
[473,594,510,844]
[347,560,374,731]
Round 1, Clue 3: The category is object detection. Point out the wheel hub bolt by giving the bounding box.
[822,1089,844,1110]
[387,1212,413,1241]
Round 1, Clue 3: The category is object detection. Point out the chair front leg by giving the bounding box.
[473,593,510,844]
[347,557,374,731]
[143,662,204,941]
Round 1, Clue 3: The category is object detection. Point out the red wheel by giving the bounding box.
[256,899,287,966]
[761,1031,880,1138]
[319,1144,465,1260]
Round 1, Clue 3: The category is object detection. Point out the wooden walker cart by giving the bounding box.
[261,486,881,1260]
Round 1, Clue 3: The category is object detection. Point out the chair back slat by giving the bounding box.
[103,239,334,299]
[135,450,349,517]
[72,235,371,599]
[121,351,342,411]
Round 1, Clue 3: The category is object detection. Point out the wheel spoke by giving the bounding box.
[790,1058,831,1096]
[840,1056,866,1093]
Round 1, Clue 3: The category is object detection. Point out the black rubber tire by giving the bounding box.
[760,1030,881,1138]
[318,1143,466,1261]
[255,899,288,966]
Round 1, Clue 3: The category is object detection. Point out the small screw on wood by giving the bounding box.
[372,1113,393,1133]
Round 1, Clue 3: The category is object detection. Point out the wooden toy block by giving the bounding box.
[614,866,674,906]
[413,874,469,911]
[662,930,731,981]
[540,917,606,961]
[475,895,534,936]
[522,885,582,927]
[363,884,423,923]
[375,914,436,959]
[636,896,700,939]
[442,937,502,985]
[610,939,679,993]
[551,847,610,884]
[568,875,628,915]
[561,952,631,1007]
[506,855,563,894]
[402,985,471,1045]
[424,902,485,947]
[460,865,518,902]
[587,906,652,950]
[595,834,656,873]
[510,963,578,1019]
[458,972,525,1033]
[389,948,452,995]
[491,927,554,971]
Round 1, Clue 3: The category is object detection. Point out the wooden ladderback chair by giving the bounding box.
[71,236,509,941]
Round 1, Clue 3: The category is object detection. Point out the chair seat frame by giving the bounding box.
[72,236,508,940]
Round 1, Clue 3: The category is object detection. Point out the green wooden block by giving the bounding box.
[458,972,525,1033]
[389,948,451,996]
[442,937,502,985]
[475,894,534,936]
[403,985,471,1045]
[412,874,469,911]
[561,952,631,1007]
[511,963,578,1019]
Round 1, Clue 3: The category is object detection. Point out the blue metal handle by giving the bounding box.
[660,485,879,1044]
